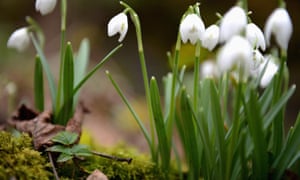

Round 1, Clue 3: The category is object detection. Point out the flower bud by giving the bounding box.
[264,8,293,50]
[179,14,205,45]
[35,0,57,15]
[7,27,30,52]
[219,6,247,42]
[202,25,219,51]
[200,60,219,78]
[107,13,128,42]
[259,56,278,88]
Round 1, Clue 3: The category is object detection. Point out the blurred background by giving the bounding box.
[0,0,299,149]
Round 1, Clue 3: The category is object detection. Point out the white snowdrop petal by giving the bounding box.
[201,60,219,78]
[246,23,266,51]
[217,36,253,75]
[202,25,219,51]
[264,8,293,50]
[180,14,205,45]
[35,0,57,15]
[259,59,279,88]
[219,6,247,42]
[7,27,30,52]
[107,13,128,42]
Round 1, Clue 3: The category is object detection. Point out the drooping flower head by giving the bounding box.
[7,27,30,52]
[264,8,293,50]
[246,23,266,51]
[217,35,253,76]
[202,25,219,51]
[179,14,205,45]
[200,60,219,78]
[108,13,128,42]
[35,0,57,15]
[219,6,247,42]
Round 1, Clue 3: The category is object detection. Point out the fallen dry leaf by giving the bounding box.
[86,169,108,180]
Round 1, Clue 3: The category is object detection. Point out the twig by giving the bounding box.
[91,151,132,164]
[48,152,60,180]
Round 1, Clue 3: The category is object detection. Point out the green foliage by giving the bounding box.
[0,131,52,180]
[47,131,92,163]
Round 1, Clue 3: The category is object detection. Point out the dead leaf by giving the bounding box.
[86,169,108,180]
[8,103,88,150]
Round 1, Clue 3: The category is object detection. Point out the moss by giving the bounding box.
[0,131,52,180]
[80,144,168,180]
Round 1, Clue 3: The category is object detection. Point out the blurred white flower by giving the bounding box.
[246,23,266,51]
[250,50,265,77]
[259,56,278,88]
[35,0,57,15]
[108,13,128,42]
[202,25,219,51]
[180,14,205,45]
[217,36,253,75]
[7,27,30,52]
[264,8,293,50]
[219,6,247,42]
[200,60,219,78]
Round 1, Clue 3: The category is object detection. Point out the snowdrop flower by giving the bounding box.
[217,36,253,75]
[200,60,219,78]
[259,56,278,88]
[264,8,293,50]
[246,23,266,51]
[180,14,205,45]
[7,27,30,52]
[250,50,265,77]
[35,0,57,15]
[219,6,247,43]
[108,13,128,42]
[202,25,219,51]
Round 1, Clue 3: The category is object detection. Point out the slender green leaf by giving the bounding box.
[243,89,268,179]
[73,39,90,109]
[34,56,44,112]
[73,44,122,94]
[178,88,201,180]
[30,33,56,107]
[263,85,296,129]
[150,77,170,172]
[52,131,78,145]
[272,113,300,179]
[106,71,155,161]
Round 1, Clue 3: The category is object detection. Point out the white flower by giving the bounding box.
[217,36,253,75]
[202,25,219,51]
[200,60,219,78]
[108,13,128,42]
[179,14,205,45]
[219,6,247,42]
[250,50,265,77]
[259,56,278,88]
[264,8,293,50]
[246,23,266,51]
[35,0,57,15]
[7,27,30,52]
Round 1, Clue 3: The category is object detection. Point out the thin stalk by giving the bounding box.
[55,0,67,119]
[48,152,60,180]
[120,1,156,160]
[193,42,201,110]
[91,151,132,164]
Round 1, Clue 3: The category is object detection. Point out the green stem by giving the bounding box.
[193,42,201,110]
[120,1,156,161]
[55,0,67,118]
